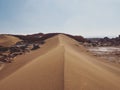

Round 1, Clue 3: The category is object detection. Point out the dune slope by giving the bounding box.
[0,34,120,90]
[0,35,21,47]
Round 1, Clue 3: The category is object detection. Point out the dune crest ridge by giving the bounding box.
[0,34,120,90]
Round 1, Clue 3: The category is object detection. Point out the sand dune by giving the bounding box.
[0,35,21,47]
[0,34,120,90]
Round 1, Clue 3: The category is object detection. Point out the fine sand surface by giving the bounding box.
[0,35,21,47]
[0,62,4,71]
[0,34,120,90]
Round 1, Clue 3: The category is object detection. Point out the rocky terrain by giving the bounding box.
[87,47,120,63]
[86,35,120,47]
[85,35,120,64]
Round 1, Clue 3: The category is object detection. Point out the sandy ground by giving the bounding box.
[0,62,4,71]
[0,35,21,47]
[0,34,120,90]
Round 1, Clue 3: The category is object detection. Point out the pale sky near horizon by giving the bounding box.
[0,0,120,37]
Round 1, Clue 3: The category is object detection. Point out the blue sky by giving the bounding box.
[0,0,120,37]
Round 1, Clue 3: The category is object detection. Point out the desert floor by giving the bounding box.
[0,34,120,90]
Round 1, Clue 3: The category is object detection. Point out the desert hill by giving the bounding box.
[13,33,86,43]
[0,34,21,47]
[0,34,120,90]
